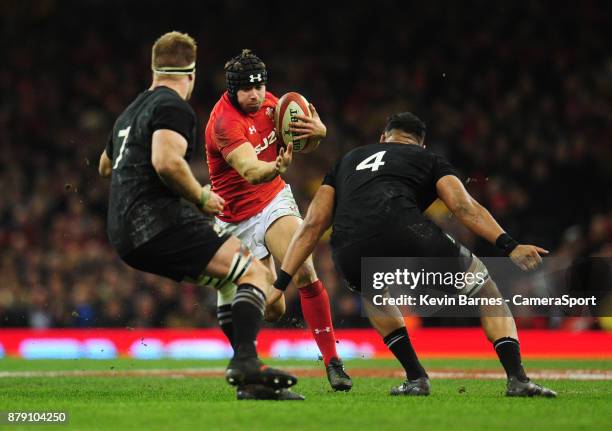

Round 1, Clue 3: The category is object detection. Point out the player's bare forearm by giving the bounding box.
[151,129,206,206]
[226,142,291,185]
[436,175,504,245]
[156,156,203,205]
[453,199,504,244]
[226,145,278,184]
[240,159,279,184]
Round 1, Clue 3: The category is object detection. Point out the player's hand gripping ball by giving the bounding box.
[275,92,324,153]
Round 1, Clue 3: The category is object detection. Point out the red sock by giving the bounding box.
[298,280,339,366]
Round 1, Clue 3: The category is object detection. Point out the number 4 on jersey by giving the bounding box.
[113,126,131,169]
[356,151,386,172]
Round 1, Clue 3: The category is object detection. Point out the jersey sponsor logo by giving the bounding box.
[265,107,274,118]
[249,73,262,83]
[254,130,277,155]
[248,125,257,135]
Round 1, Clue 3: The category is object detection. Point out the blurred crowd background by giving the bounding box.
[1,0,611,330]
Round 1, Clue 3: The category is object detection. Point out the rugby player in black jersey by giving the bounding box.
[98,31,301,399]
[274,112,556,398]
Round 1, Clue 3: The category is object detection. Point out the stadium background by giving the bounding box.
[1,0,611,340]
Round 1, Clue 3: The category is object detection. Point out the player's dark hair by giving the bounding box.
[224,49,266,74]
[384,112,426,142]
[224,49,267,105]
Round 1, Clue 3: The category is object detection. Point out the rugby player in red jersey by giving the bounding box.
[99,33,299,400]
[205,50,352,392]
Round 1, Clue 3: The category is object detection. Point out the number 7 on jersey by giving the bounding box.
[113,126,131,169]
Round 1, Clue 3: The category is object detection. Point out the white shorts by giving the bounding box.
[215,185,301,259]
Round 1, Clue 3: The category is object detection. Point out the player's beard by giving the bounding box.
[244,102,261,113]
[241,96,263,113]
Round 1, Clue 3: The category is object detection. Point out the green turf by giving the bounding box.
[2,357,612,371]
[0,359,610,431]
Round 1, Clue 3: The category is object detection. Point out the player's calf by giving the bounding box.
[202,237,298,390]
[365,300,428,388]
[296,277,343,366]
[474,268,558,397]
[225,280,298,390]
[291,260,344,365]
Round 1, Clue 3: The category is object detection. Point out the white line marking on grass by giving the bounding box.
[0,367,226,378]
[0,367,610,380]
[427,370,612,380]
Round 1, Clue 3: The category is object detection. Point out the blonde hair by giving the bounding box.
[151,31,197,73]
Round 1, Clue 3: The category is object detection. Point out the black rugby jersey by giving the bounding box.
[322,143,458,249]
[105,86,203,256]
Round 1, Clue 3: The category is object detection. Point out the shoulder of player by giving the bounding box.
[345,143,383,159]
[152,88,194,114]
[213,107,247,135]
[214,93,245,119]
[342,143,432,167]
[381,142,433,158]
[327,145,376,172]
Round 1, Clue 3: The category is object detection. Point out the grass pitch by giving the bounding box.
[1,358,610,431]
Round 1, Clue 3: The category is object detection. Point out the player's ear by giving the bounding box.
[379,133,385,143]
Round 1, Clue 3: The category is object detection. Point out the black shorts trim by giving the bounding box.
[122,220,230,282]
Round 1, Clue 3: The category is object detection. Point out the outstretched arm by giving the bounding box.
[436,175,504,244]
[436,175,548,270]
[275,185,335,290]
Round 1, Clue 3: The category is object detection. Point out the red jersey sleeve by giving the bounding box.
[266,92,279,104]
[214,115,250,159]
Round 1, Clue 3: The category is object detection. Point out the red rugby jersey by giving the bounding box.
[205,91,285,223]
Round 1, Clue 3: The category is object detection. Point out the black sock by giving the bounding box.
[383,327,427,380]
[493,337,529,382]
[231,284,265,359]
[217,304,234,349]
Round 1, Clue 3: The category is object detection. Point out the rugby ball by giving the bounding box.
[275,92,318,153]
